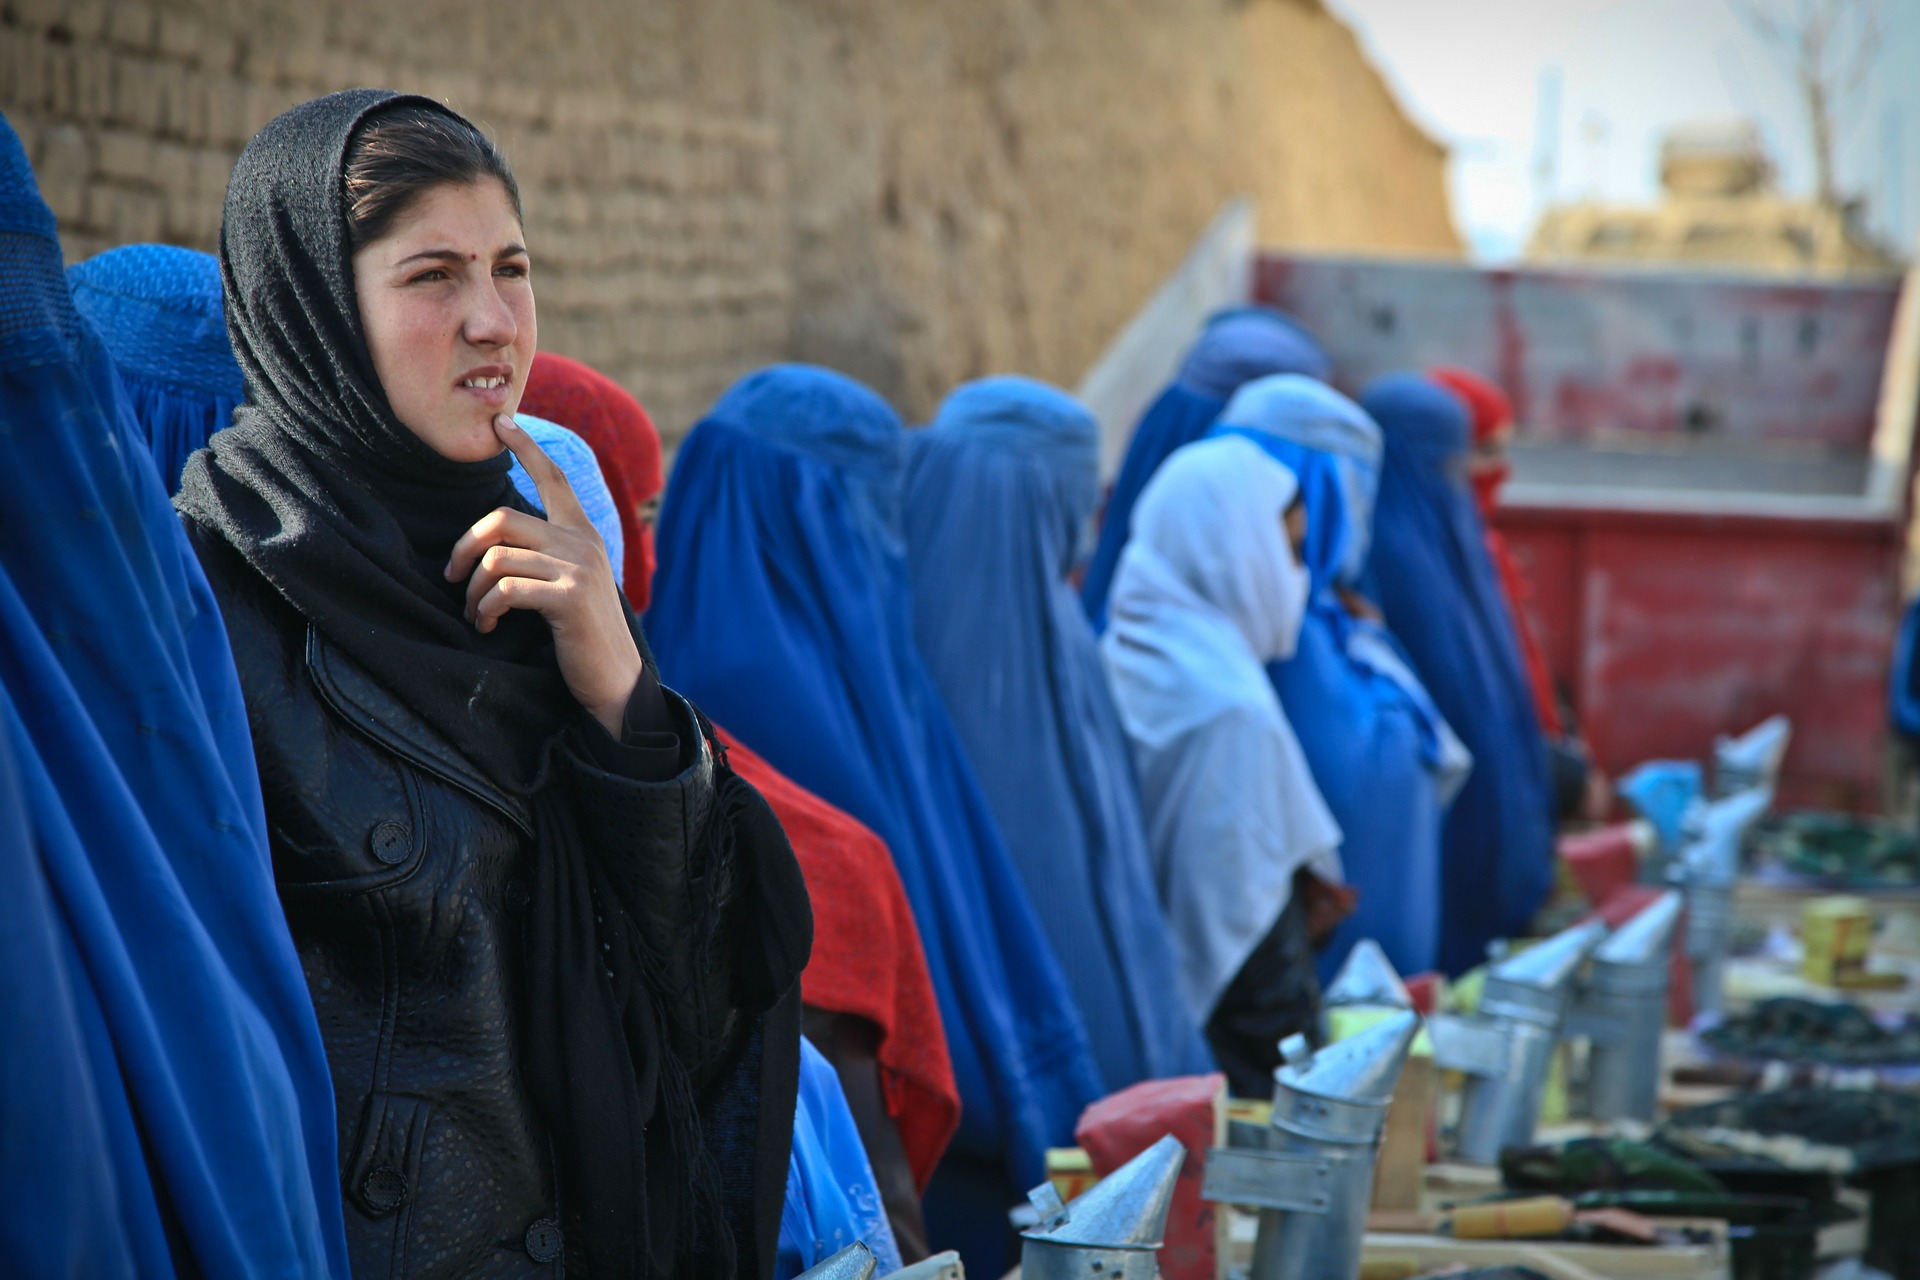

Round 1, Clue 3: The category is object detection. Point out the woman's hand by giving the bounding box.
[445,414,641,736]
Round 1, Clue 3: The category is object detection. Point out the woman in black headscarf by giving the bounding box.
[175,89,810,1279]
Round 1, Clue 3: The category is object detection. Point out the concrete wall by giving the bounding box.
[1,0,1458,440]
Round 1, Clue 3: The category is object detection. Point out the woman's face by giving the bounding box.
[352,178,535,462]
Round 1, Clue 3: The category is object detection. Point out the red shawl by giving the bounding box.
[520,352,959,1187]
[520,353,664,611]
[714,730,959,1189]
[1429,367,1565,738]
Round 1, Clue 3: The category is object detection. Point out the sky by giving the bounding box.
[1326,0,1920,262]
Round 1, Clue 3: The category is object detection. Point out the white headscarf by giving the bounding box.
[1101,436,1343,1018]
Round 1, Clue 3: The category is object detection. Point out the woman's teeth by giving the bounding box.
[461,376,507,389]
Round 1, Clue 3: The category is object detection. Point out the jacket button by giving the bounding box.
[525,1218,563,1263]
[360,1164,408,1214]
[368,820,410,865]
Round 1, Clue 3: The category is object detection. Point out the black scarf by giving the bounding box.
[176,90,803,1276]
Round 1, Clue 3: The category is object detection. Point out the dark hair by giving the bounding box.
[342,104,522,248]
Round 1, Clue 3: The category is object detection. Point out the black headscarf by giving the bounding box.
[177,90,804,1277]
[177,88,574,793]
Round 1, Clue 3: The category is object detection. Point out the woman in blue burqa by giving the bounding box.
[1207,374,1471,980]
[1358,374,1557,976]
[1081,307,1330,628]
[901,375,1214,1092]
[646,363,1104,1274]
[0,114,345,1277]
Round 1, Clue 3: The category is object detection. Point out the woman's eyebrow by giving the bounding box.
[392,247,468,268]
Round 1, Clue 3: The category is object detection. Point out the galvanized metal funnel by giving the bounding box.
[1679,786,1773,887]
[796,1242,878,1280]
[1438,918,1608,1165]
[1323,938,1413,1010]
[1713,714,1792,797]
[1597,890,1685,969]
[1283,1006,1421,1106]
[1020,1133,1184,1280]
[1481,917,1610,1024]
[1203,1010,1422,1280]
[1575,890,1684,1123]
[1674,784,1771,1017]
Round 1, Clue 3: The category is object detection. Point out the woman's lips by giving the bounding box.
[455,374,513,408]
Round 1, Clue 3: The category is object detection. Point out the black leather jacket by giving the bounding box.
[189,525,744,1279]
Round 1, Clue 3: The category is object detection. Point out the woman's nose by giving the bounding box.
[463,279,518,349]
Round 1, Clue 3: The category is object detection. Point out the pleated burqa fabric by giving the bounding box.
[0,111,346,1278]
[1359,374,1557,976]
[646,364,1102,1274]
[1208,374,1470,979]
[1080,306,1331,627]
[903,376,1214,1092]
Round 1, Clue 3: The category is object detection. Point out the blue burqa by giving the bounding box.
[0,115,346,1276]
[67,243,244,493]
[903,376,1213,1091]
[1359,374,1557,976]
[778,1038,902,1279]
[1209,374,1468,979]
[1080,307,1331,626]
[646,364,1102,1272]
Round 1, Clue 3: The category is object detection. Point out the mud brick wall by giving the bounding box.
[1,0,1458,441]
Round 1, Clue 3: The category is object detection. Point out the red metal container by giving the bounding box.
[1252,252,1918,810]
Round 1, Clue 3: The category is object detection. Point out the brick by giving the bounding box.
[95,180,165,240]
[109,55,163,129]
[93,125,155,184]
[155,10,231,70]
[158,62,208,139]
[0,28,46,110]
[202,76,250,147]
[103,1,156,52]
[68,44,116,122]
[162,183,219,242]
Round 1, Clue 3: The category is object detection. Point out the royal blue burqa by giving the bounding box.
[1080,307,1331,626]
[0,115,346,1277]
[68,243,243,493]
[904,376,1213,1091]
[1893,600,1920,739]
[1359,374,1557,976]
[1209,375,1456,978]
[646,364,1102,1269]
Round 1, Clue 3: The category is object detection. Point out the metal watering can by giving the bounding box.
[1202,1011,1423,1280]
[1020,1133,1185,1280]
[1430,918,1609,1165]
[1567,890,1685,1123]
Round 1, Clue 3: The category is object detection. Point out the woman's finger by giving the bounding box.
[463,545,570,622]
[471,575,570,634]
[492,414,597,537]
[445,506,558,582]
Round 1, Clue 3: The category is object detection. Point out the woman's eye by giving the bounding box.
[410,268,449,284]
[496,262,529,279]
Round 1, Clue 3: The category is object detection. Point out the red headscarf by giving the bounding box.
[1429,367,1564,738]
[521,352,959,1187]
[520,353,665,611]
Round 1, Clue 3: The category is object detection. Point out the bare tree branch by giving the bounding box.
[1730,0,1884,206]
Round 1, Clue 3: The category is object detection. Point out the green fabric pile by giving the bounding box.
[1659,1088,1920,1175]
[1500,1136,1727,1196]
[1702,998,1920,1067]
[1756,811,1919,887]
